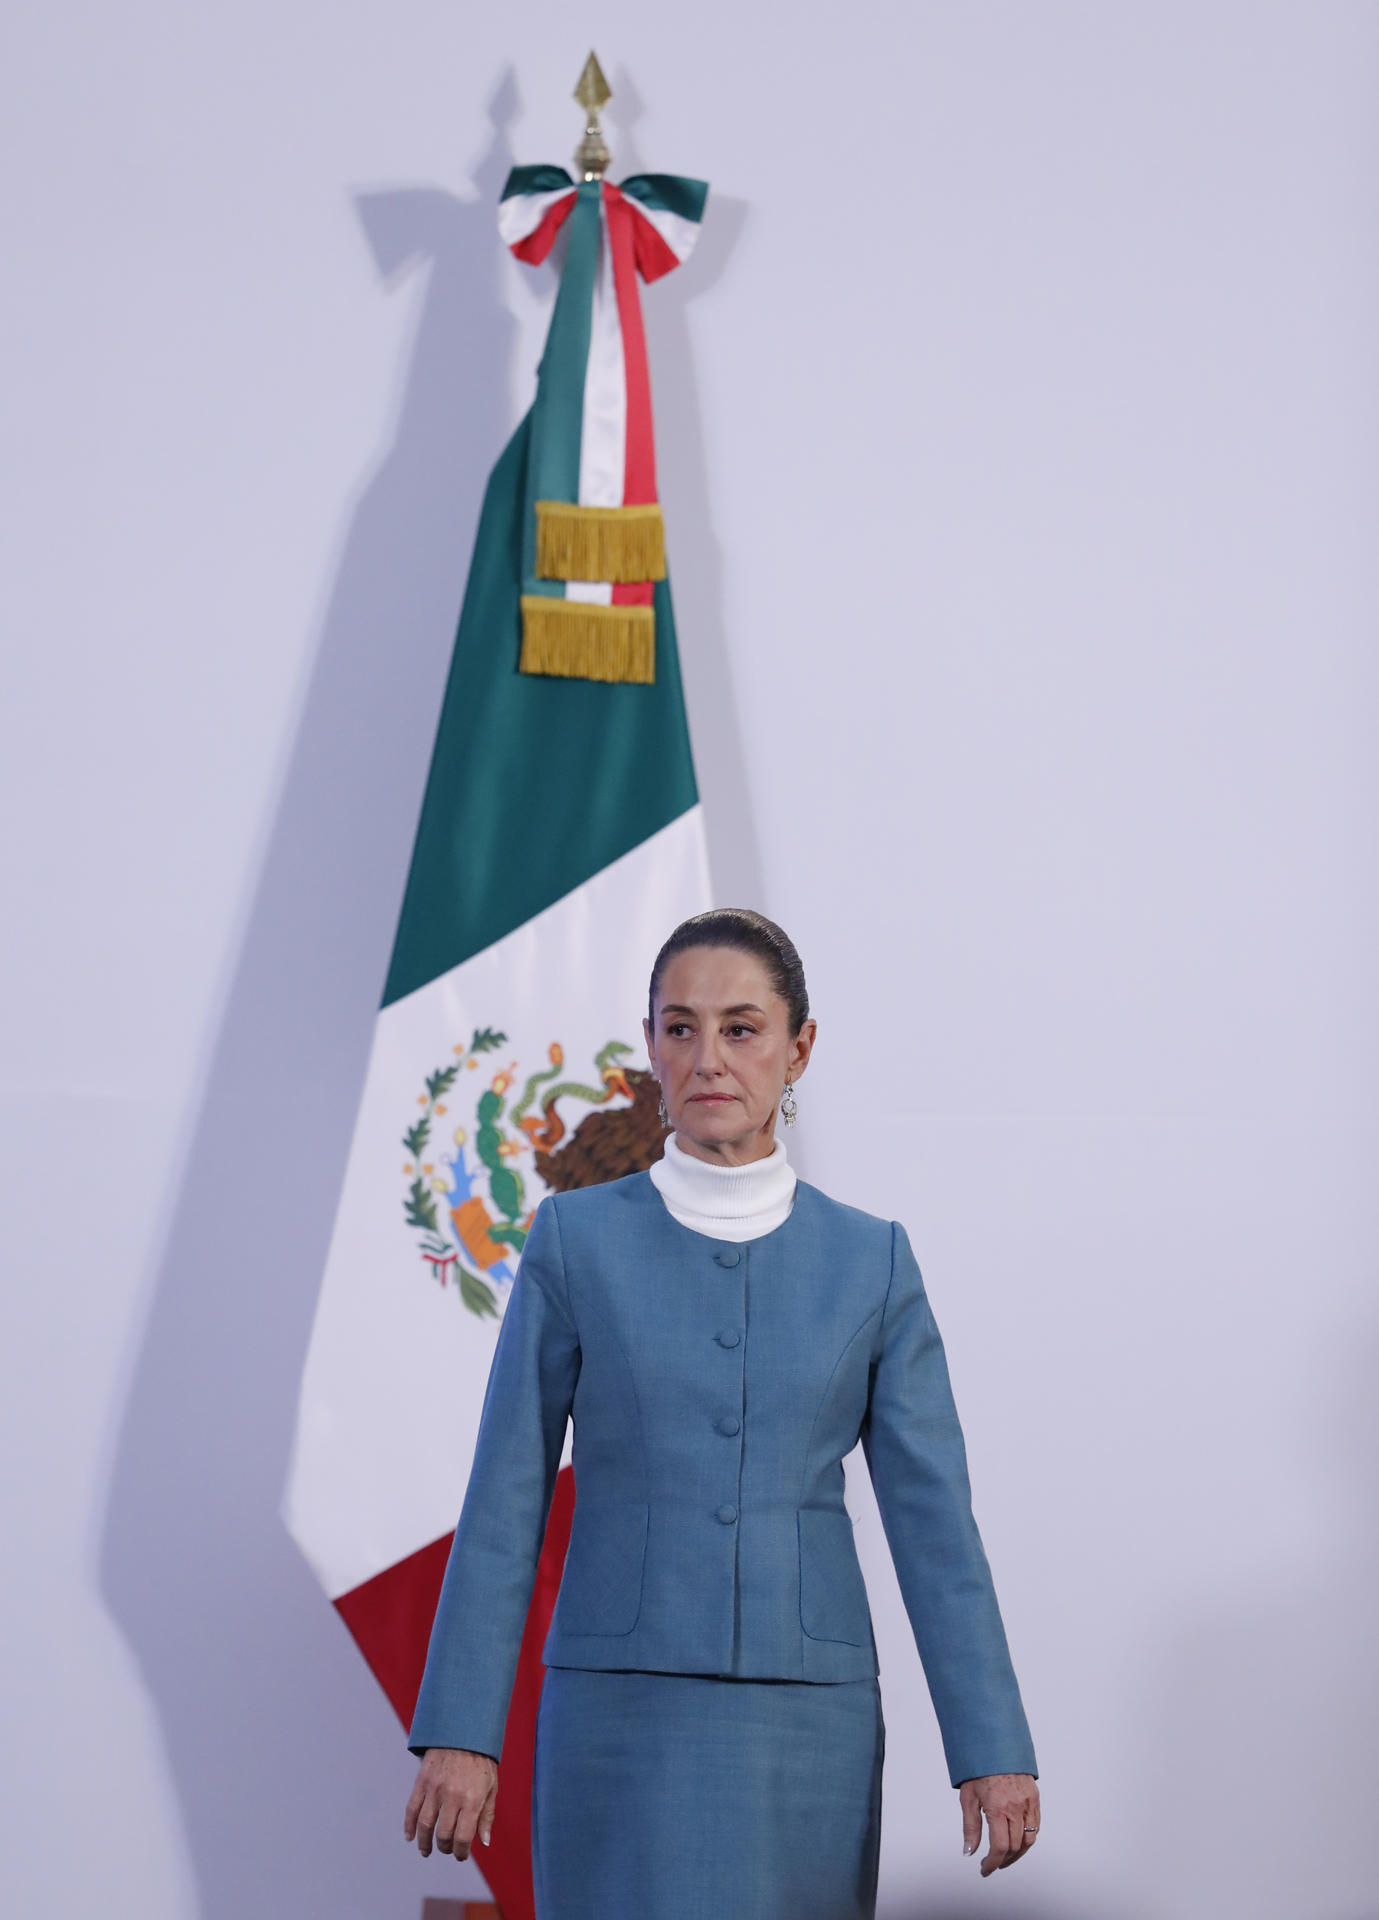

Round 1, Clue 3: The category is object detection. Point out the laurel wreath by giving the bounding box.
[403,1026,511,1320]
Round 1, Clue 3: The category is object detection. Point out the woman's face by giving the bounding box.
[643,945,817,1165]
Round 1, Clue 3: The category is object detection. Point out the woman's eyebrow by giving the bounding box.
[658,1002,766,1018]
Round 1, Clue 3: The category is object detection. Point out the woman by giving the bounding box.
[404,909,1040,1916]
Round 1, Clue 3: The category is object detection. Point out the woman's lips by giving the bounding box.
[688,1093,736,1102]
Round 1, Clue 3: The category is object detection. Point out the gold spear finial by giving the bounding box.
[573,51,612,180]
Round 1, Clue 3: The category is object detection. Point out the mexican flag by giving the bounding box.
[283,161,710,1920]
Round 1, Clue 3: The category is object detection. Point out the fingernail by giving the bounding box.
[963,1841,975,1854]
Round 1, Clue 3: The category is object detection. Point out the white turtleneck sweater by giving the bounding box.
[647,1130,797,1242]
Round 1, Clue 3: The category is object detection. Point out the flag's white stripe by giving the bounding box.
[497,185,575,249]
[627,199,702,268]
[577,201,626,508]
[282,805,713,1599]
[564,580,615,604]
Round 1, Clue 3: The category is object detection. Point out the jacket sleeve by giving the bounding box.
[407,1194,580,1760]
[860,1220,1037,1788]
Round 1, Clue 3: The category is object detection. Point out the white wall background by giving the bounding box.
[3,3,1376,1917]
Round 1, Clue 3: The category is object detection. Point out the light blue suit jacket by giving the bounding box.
[409,1172,1038,1788]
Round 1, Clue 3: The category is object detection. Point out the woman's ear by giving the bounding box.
[642,1013,655,1065]
[789,1017,818,1079]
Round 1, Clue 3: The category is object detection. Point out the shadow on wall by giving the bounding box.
[872,1840,1142,1920]
[98,65,757,1920]
[607,67,762,916]
[98,78,521,1920]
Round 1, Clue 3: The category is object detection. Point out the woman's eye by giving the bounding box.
[727,1025,755,1038]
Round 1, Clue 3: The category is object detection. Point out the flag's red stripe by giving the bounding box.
[508,192,577,265]
[627,203,683,284]
[602,184,657,505]
[611,581,655,606]
[334,1530,453,1728]
[334,1464,577,1920]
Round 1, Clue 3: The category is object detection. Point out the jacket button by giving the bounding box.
[713,1248,741,1267]
[716,1329,741,1348]
[715,1503,738,1524]
[716,1416,741,1436]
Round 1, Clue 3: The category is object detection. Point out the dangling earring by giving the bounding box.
[780,1078,798,1127]
[656,1083,669,1128]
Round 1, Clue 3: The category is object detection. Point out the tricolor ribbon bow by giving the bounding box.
[498,164,708,683]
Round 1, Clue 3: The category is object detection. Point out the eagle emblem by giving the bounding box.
[402,1029,667,1318]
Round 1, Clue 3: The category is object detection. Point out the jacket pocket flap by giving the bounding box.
[551,1499,649,1637]
[798,1506,872,1647]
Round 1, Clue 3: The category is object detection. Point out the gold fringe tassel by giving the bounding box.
[535,500,666,583]
[519,596,656,684]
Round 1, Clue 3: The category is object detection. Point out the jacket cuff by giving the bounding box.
[945,1737,1039,1789]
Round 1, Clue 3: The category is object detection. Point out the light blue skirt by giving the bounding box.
[531,1668,885,1920]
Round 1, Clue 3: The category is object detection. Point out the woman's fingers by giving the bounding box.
[959,1774,1040,1874]
[413,1784,440,1857]
[980,1807,1012,1876]
[959,1780,983,1856]
[433,1792,461,1856]
[403,1773,426,1842]
[479,1774,500,1847]
[458,1800,485,1859]
[1015,1795,1040,1856]
[1018,1786,1041,1858]
[983,1812,1029,1873]
[404,1751,499,1861]
[982,1798,1040,1873]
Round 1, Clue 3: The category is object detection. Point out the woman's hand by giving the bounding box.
[959,1772,1040,1876]
[403,1747,498,1861]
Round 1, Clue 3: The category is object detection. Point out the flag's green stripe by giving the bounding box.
[501,163,574,199]
[381,409,699,1009]
[618,173,708,225]
[521,180,600,588]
